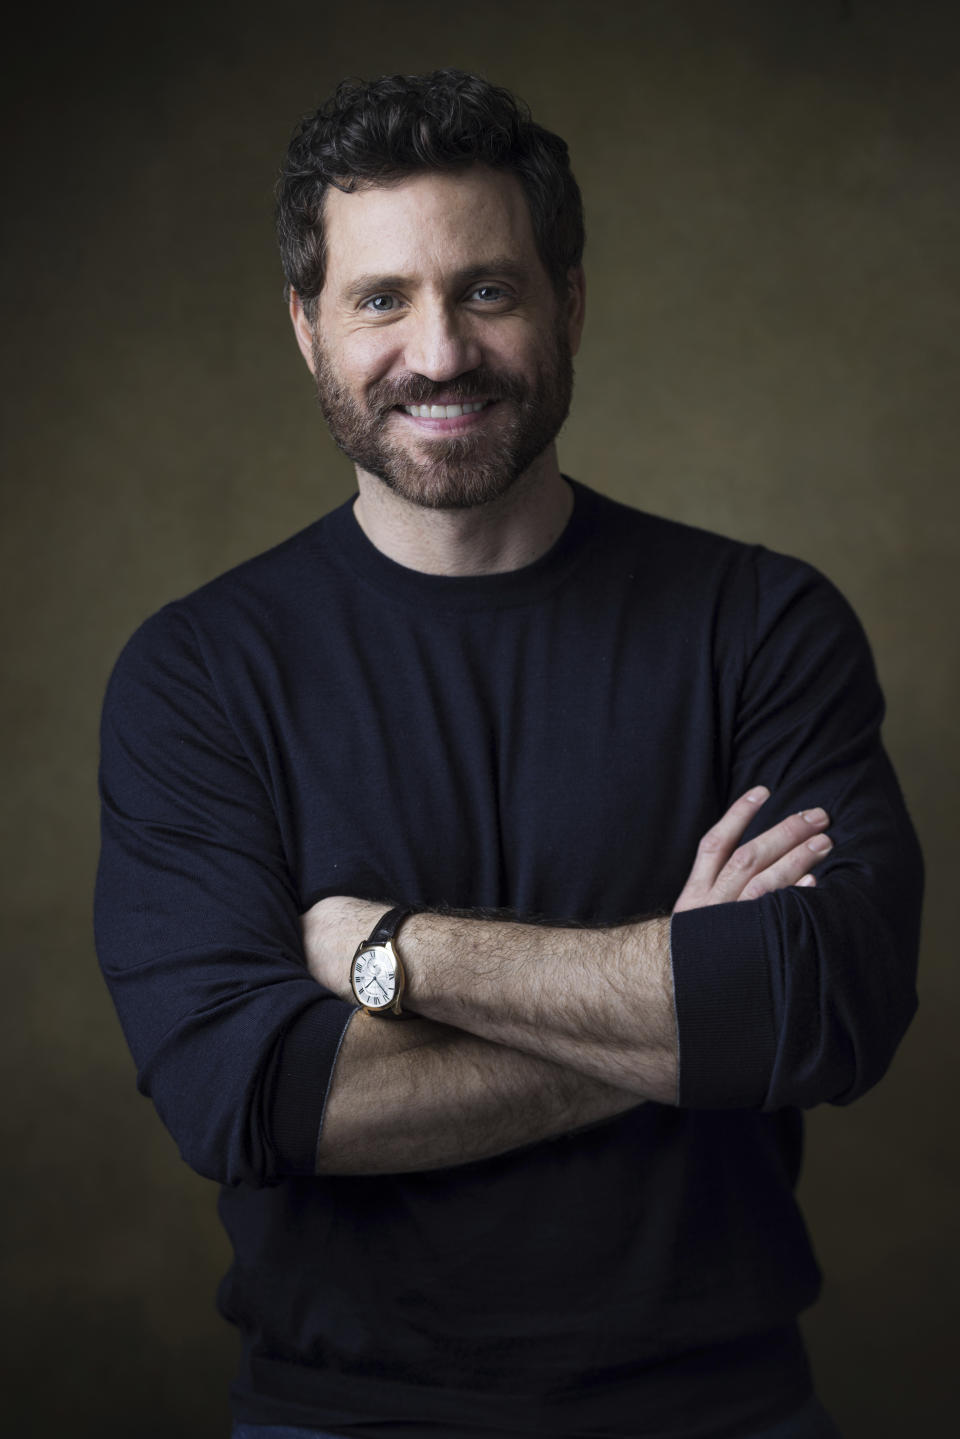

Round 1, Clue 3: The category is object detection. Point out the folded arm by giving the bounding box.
[316,1010,643,1174]
[303,791,833,1113]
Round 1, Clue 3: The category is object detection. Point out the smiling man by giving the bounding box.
[299,168,577,517]
[293,164,580,543]
[95,70,922,1439]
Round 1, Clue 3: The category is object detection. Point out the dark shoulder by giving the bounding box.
[587,486,759,569]
[180,507,344,616]
[578,481,864,641]
[104,501,352,692]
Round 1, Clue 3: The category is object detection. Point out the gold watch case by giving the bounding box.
[350,936,406,1016]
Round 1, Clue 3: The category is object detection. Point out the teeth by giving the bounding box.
[402,401,489,418]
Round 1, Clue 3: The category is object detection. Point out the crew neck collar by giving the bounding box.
[321,476,602,611]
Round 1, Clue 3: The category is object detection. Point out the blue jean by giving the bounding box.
[231,1391,843,1439]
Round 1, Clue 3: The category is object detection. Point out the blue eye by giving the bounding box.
[364,294,396,312]
[472,286,506,302]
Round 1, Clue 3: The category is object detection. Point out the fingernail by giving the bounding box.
[746,786,769,803]
[796,874,816,887]
[807,834,833,852]
[802,808,828,824]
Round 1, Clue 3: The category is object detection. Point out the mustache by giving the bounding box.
[370,370,529,413]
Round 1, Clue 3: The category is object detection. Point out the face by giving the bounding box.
[292,166,584,510]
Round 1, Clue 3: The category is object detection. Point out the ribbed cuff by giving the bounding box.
[670,901,775,1109]
[268,996,358,1173]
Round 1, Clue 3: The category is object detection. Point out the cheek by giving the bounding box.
[317,320,396,382]
[490,318,554,375]
[347,329,404,381]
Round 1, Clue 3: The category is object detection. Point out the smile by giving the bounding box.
[392,399,498,434]
[400,401,492,418]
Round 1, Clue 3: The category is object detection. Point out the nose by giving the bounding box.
[402,299,482,382]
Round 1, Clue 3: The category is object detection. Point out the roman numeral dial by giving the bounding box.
[350,909,411,1017]
[351,944,399,1010]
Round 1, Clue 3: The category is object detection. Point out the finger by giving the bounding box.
[685,786,771,891]
[714,807,830,902]
[737,833,833,901]
[795,874,816,888]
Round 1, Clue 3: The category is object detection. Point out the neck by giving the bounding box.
[352,449,573,576]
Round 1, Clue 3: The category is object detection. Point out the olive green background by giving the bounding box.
[2,2,957,1435]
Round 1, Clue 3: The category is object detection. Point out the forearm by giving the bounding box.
[317,1008,645,1175]
[397,911,678,1103]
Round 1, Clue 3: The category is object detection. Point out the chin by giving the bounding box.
[367,436,533,511]
[377,468,524,511]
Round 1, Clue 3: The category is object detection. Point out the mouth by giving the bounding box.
[392,399,498,432]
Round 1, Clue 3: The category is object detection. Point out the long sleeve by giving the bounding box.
[670,549,923,1112]
[94,602,356,1186]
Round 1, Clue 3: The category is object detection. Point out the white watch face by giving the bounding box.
[353,945,397,1009]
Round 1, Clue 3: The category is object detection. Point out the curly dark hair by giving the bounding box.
[276,68,585,321]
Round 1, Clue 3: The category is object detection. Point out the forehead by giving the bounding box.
[321,165,543,293]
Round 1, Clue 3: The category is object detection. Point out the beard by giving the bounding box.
[309,314,574,511]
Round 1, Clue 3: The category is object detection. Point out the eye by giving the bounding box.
[470,285,509,303]
[362,294,398,313]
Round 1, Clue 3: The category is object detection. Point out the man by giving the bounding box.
[95,69,923,1439]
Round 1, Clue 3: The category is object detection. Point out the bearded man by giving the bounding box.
[95,69,922,1439]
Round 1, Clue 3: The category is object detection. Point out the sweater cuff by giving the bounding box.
[670,901,776,1109]
[268,996,358,1173]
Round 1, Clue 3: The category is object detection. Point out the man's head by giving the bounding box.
[277,70,586,510]
[277,69,585,324]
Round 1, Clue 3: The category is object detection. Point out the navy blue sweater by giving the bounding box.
[94,479,922,1437]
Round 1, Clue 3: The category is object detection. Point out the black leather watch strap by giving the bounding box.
[366,905,413,947]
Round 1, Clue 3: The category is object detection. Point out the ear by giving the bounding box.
[565,265,586,357]
[289,290,318,375]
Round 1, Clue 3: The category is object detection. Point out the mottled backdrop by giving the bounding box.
[2,2,956,1435]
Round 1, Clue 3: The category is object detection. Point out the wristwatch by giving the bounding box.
[350,906,413,1016]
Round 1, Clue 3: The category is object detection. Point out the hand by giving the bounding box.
[300,894,388,997]
[673,786,832,914]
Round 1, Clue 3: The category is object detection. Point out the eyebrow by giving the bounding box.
[340,256,532,303]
